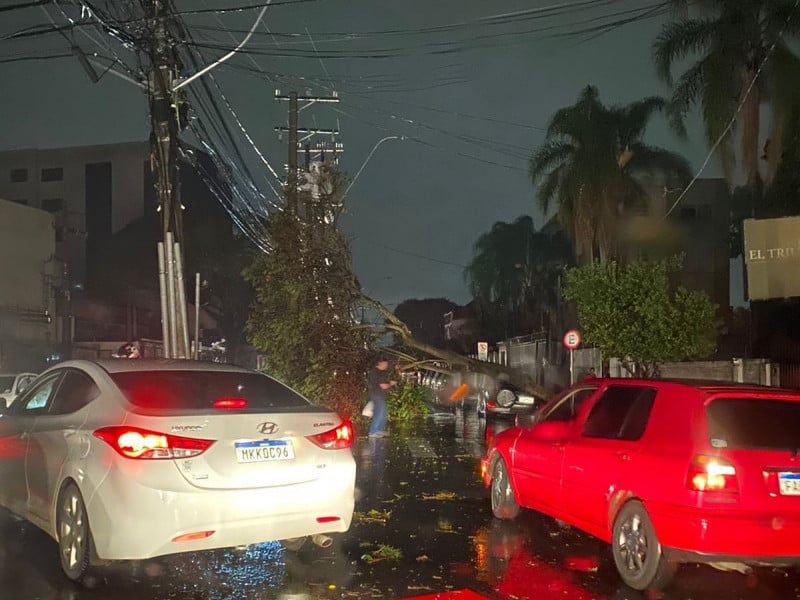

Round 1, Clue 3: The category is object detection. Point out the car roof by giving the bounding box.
[588,377,800,397]
[49,359,253,375]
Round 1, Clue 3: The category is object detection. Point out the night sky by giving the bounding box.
[0,0,720,309]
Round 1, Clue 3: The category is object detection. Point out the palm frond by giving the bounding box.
[626,143,693,184]
[765,1,800,40]
[536,162,567,215]
[653,18,719,85]
[666,54,717,138]
[616,96,668,144]
[528,140,575,184]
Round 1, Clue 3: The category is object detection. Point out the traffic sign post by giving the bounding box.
[477,341,488,361]
[562,330,581,385]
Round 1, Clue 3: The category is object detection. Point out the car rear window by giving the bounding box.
[110,370,310,410]
[706,397,800,451]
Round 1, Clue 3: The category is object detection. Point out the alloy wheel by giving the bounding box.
[58,484,91,580]
[617,512,648,577]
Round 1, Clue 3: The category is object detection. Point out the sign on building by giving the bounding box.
[743,216,800,300]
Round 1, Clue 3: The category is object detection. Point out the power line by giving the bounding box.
[0,1,49,13]
[663,0,800,218]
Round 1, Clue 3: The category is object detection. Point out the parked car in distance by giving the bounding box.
[481,378,800,591]
[0,359,356,583]
[0,372,37,408]
[478,382,543,419]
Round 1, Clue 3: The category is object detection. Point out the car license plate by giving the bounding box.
[778,472,800,496]
[235,440,294,463]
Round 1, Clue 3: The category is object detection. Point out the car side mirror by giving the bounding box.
[530,420,571,442]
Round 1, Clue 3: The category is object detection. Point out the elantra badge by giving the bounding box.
[257,422,278,435]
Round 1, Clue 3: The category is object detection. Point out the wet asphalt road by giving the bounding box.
[1,407,800,600]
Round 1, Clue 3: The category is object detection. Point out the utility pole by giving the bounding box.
[274,90,342,221]
[144,0,190,358]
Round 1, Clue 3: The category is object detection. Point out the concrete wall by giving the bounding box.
[0,198,56,371]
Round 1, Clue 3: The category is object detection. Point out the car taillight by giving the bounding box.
[213,397,248,409]
[487,401,497,410]
[94,426,215,459]
[686,455,739,493]
[307,420,353,450]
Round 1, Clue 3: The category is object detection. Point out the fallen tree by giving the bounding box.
[362,295,550,400]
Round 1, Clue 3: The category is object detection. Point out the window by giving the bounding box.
[706,397,800,451]
[110,371,310,410]
[541,386,598,423]
[17,373,62,413]
[41,167,63,182]
[49,370,100,415]
[10,168,28,183]
[41,198,64,213]
[582,385,656,441]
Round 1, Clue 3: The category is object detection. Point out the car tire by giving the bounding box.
[490,458,520,520]
[612,500,676,591]
[57,482,94,583]
[280,537,308,552]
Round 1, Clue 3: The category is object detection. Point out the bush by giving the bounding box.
[388,382,432,421]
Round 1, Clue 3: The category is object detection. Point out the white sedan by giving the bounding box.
[0,359,356,583]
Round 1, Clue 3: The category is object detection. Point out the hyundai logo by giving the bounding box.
[257,422,278,435]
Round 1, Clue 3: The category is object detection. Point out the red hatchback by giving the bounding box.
[481,378,800,590]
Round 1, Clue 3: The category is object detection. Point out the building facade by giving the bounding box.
[0,198,57,371]
[0,142,151,288]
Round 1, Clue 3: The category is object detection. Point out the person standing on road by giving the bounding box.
[367,357,396,437]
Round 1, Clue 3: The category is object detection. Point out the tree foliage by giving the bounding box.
[654,0,800,188]
[244,170,372,419]
[562,257,720,377]
[464,215,573,340]
[529,86,691,262]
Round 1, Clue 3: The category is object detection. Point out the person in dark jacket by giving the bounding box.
[367,357,396,437]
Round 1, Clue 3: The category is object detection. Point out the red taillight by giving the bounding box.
[686,455,739,493]
[94,426,215,459]
[213,397,248,409]
[307,420,354,450]
[487,401,497,410]
[172,531,215,543]
[316,516,341,523]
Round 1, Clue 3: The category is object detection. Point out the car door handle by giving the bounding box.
[19,431,29,440]
[614,451,631,462]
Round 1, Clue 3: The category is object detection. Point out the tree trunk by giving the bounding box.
[363,295,550,400]
[741,68,761,187]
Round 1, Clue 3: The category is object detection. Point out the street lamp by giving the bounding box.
[345,135,404,195]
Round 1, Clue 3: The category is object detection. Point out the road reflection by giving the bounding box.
[0,408,799,600]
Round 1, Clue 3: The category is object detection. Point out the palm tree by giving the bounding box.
[529,86,691,263]
[464,216,573,339]
[653,0,800,188]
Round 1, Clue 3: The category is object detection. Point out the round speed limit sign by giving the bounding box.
[563,329,581,350]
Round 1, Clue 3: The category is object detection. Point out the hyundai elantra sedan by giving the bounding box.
[0,359,356,583]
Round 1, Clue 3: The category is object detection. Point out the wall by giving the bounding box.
[0,198,56,371]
